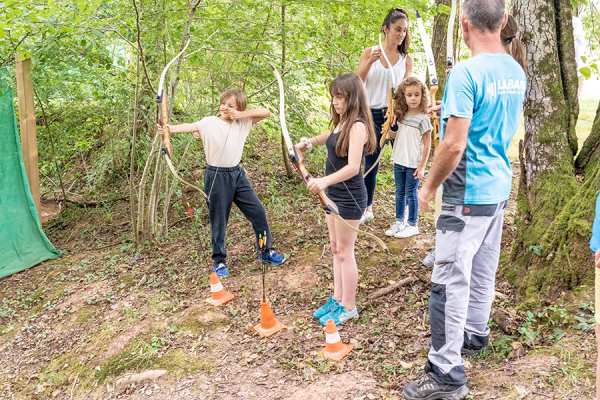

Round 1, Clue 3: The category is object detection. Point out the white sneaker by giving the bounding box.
[360,210,374,224]
[423,248,435,267]
[385,221,406,236]
[395,224,419,238]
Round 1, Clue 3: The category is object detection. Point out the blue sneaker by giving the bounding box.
[213,262,229,278]
[319,304,359,326]
[258,249,285,265]
[313,294,340,319]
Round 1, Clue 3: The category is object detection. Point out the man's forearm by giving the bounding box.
[423,141,464,192]
[423,116,470,192]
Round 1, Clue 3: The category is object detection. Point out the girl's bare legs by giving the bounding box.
[325,214,360,311]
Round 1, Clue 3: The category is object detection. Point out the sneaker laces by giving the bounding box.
[416,372,432,388]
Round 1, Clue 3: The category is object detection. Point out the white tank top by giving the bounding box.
[365,45,407,109]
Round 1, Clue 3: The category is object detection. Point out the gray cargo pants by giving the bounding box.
[425,201,506,385]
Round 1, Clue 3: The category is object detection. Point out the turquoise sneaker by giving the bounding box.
[313,294,340,319]
[319,304,359,326]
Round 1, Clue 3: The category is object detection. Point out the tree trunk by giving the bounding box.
[430,0,458,99]
[506,0,598,298]
[575,100,600,170]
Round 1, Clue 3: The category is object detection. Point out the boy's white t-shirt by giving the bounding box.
[391,113,433,169]
[193,116,253,167]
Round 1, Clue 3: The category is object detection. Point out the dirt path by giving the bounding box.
[0,174,597,400]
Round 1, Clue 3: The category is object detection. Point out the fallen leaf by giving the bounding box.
[400,360,413,369]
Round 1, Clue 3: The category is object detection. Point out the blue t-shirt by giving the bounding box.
[591,193,600,252]
[440,54,526,205]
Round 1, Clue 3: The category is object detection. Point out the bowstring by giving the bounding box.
[312,125,366,220]
[206,119,236,201]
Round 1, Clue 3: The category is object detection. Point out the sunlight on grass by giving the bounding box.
[508,96,597,162]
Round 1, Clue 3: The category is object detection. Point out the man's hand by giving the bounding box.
[418,183,436,213]
[595,249,600,268]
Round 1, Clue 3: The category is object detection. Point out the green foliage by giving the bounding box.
[2,0,433,199]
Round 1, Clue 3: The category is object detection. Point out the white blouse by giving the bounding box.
[364,45,407,109]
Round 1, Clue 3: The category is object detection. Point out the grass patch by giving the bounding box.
[118,274,135,288]
[76,306,94,324]
[179,309,229,335]
[95,336,213,383]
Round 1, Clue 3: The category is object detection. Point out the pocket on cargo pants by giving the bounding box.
[435,213,466,264]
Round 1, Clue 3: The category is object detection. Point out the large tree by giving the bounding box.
[507,0,600,297]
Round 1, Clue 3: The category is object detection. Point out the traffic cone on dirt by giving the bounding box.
[253,299,286,337]
[319,319,353,361]
[205,273,234,307]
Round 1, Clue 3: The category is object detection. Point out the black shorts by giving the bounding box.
[327,187,367,220]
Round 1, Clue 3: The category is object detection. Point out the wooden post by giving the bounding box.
[15,54,41,226]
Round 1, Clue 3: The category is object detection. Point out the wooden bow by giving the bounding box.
[270,63,388,254]
[157,37,207,198]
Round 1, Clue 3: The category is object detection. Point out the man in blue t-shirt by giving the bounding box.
[404,1,526,399]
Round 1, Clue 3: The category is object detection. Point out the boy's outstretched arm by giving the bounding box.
[157,123,199,134]
[228,108,271,125]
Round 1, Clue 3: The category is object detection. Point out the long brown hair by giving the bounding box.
[382,8,410,56]
[393,76,430,123]
[329,73,377,157]
[501,15,527,72]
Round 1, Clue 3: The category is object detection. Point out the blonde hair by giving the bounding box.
[220,88,247,111]
[393,76,430,123]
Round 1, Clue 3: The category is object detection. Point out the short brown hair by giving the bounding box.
[220,88,247,111]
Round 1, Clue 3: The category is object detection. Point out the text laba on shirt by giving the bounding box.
[486,79,526,97]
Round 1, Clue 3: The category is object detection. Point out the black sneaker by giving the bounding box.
[426,338,489,358]
[403,372,469,400]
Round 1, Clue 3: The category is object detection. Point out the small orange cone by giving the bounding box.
[205,273,234,307]
[253,299,286,337]
[319,319,353,361]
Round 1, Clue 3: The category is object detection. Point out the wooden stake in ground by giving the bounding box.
[15,54,41,226]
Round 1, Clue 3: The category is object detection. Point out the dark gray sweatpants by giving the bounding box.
[425,201,506,385]
[204,165,271,264]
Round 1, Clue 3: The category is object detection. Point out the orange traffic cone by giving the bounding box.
[253,299,286,337]
[319,319,353,361]
[205,273,234,307]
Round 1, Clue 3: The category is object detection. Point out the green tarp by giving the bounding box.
[0,72,61,279]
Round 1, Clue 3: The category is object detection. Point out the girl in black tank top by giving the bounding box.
[293,73,379,326]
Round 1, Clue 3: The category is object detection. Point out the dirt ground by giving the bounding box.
[0,172,597,400]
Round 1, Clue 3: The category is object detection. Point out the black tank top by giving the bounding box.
[325,122,366,194]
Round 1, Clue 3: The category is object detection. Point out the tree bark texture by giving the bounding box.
[507,0,587,297]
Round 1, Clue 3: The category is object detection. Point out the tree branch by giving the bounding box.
[132,0,157,94]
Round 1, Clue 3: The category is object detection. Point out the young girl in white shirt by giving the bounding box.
[385,77,432,238]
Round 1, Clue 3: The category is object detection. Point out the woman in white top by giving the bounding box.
[357,8,414,223]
